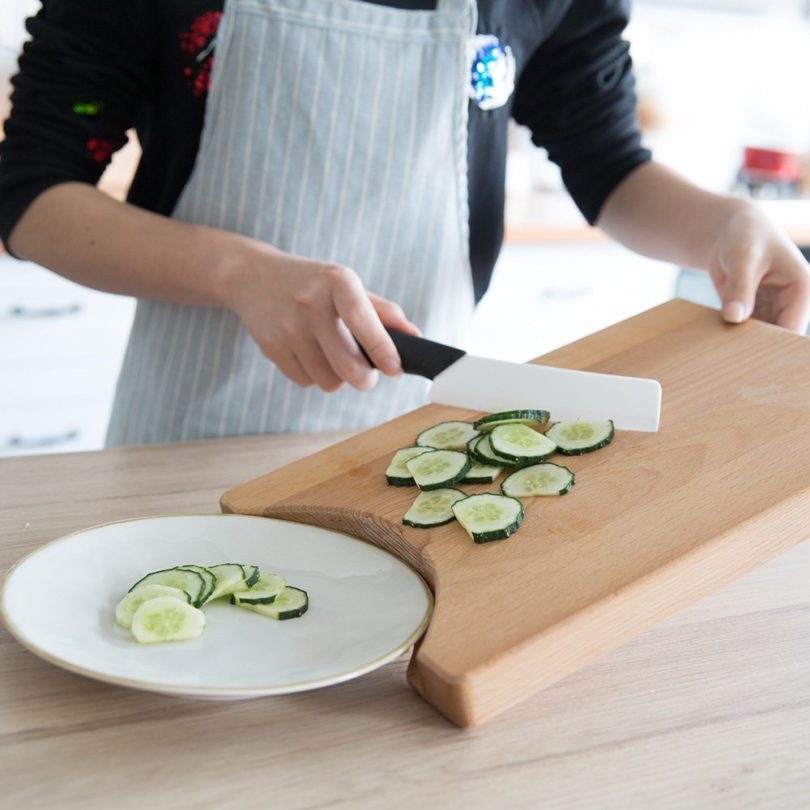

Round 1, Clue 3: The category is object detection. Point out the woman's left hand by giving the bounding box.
[598,163,810,334]
[708,201,810,334]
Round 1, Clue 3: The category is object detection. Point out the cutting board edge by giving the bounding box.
[405,490,810,727]
[219,406,482,515]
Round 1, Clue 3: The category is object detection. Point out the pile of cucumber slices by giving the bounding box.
[114,563,308,644]
[385,410,614,543]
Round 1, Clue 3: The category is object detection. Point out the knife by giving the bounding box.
[364,329,662,432]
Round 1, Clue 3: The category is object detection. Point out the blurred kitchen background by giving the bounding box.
[2,0,810,456]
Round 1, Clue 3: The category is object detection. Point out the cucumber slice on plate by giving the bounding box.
[115,584,191,629]
[452,493,524,543]
[205,563,247,601]
[472,434,520,467]
[473,409,550,432]
[235,586,309,620]
[242,564,261,589]
[405,449,471,490]
[416,421,480,451]
[230,572,287,605]
[130,596,206,643]
[461,459,504,484]
[176,564,216,605]
[501,463,575,497]
[127,567,207,607]
[490,424,557,464]
[403,487,466,528]
[385,446,433,486]
[545,420,615,455]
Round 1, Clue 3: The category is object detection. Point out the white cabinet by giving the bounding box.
[0,1,39,53]
[469,242,679,361]
[0,257,135,456]
[0,4,137,457]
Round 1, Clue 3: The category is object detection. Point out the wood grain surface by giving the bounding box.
[1,424,809,809]
[222,300,810,727]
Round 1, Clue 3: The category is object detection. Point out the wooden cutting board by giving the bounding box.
[221,300,810,727]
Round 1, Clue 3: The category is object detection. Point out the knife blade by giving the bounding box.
[371,329,662,432]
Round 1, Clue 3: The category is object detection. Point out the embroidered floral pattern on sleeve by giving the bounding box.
[179,11,223,97]
[73,101,104,116]
[86,136,115,164]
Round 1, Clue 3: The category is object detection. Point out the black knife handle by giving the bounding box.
[358,328,466,381]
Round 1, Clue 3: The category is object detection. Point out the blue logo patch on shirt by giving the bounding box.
[468,34,515,111]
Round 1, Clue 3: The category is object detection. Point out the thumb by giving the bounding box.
[718,262,758,325]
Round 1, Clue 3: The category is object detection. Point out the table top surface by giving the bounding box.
[1,434,808,810]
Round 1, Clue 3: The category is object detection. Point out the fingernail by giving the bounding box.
[380,357,401,375]
[723,300,746,324]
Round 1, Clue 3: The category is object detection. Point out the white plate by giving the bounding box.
[0,514,432,698]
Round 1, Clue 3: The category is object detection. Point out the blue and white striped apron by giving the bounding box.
[106,0,477,445]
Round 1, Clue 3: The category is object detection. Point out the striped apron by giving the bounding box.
[106,0,477,445]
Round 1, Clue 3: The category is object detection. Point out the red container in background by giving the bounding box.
[735,146,804,199]
[743,147,803,183]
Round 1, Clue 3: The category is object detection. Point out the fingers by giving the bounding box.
[774,293,810,333]
[234,253,413,390]
[264,338,354,393]
[717,253,760,325]
[771,244,810,333]
[272,350,314,388]
[293,336,344,393]
[718,237,810,332]
[367,292,422,337]
[710,204,810,332]
[316,317,379,391]
[328,266,403,377]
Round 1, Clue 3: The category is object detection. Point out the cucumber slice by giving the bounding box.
[452,493,525,543]
[385,446,433,487]
[403,487,466,528]
[206,563,247,601]
[490,424,557,464]
[242,564,261,589]
[461,459,504,484]
[128,567,206,607]
[252,571,287,593]
[405,449,471,491]
[473,410,550,432]
[115,585,190,629]
[235,586,309,620]
[473,434,521,467]
[545,419,615,455]
[415,421,480,451]
[501,463,575,497]
[230,572,287,605]
[130,596,206,643]
[176,564,216,605]
[466,435,488,465]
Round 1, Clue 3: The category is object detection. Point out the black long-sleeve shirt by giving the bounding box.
[0,0,650,300]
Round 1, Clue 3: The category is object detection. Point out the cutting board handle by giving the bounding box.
[360,329,466,380]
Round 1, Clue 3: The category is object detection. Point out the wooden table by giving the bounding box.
[1,435,809,809]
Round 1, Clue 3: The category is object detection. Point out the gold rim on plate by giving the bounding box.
[0,513,434,698]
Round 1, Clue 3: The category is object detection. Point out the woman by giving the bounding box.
[1,0,808,445]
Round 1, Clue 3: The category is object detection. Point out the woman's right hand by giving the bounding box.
[224,238,421,392]
[9,184,419,392]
